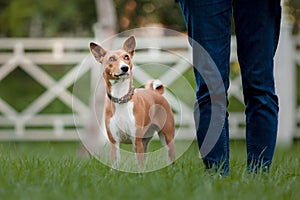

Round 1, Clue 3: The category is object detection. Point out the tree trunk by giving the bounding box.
[80,0,117,157]
[95,0,117,37]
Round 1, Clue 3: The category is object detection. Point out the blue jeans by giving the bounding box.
[178,0,281,174]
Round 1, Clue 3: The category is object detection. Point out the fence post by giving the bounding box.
[275,16,296,146]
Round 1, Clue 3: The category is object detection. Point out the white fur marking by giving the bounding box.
[109,102,136,143]
[153,80,162,90]
[119,61,128,69]
[109,78,131,98]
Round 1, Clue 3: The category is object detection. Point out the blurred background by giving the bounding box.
[0,0,300,146]
[0,0,186,37]
[1,0,300,37]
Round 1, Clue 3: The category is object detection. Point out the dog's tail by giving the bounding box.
[145,80,164,95]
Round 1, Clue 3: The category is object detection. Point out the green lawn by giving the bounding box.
[0,140,299,200]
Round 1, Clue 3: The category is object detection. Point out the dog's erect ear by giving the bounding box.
[122,36,136,57]
[90,42,106,63]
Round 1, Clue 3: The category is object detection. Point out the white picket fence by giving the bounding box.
[0,32,299,143]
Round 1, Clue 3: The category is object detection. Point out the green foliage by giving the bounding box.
[114,0,186,32]
[286,0,300,34]
[0,0,97,37]
[0,141,300,199]
[1,0,300,37]
[0,0,185,37]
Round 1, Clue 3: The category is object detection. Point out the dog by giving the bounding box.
[90,36,175,169]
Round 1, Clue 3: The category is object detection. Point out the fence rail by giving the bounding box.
[0,34,299,142]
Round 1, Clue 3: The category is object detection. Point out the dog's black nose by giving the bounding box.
[121,65,129,73]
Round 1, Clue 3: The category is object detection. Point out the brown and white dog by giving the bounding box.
[90,36,175,169]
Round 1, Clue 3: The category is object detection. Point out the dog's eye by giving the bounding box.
[124,55,130,60]
[109,57,116,62]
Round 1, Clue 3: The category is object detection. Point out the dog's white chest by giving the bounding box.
[109,102,136,143]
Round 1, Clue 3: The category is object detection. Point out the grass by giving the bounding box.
[0,140,300,200]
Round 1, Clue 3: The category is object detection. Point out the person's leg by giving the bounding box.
[178,0,232,175]
[233,0,281,172]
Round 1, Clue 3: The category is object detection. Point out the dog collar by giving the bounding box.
[107,87,135,104]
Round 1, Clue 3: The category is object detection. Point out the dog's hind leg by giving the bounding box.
[158,132,176,164]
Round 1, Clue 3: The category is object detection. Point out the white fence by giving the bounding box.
[0,33,299,143]
[0,38,91,140]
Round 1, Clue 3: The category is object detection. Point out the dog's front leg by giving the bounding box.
[110,141,120,169]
